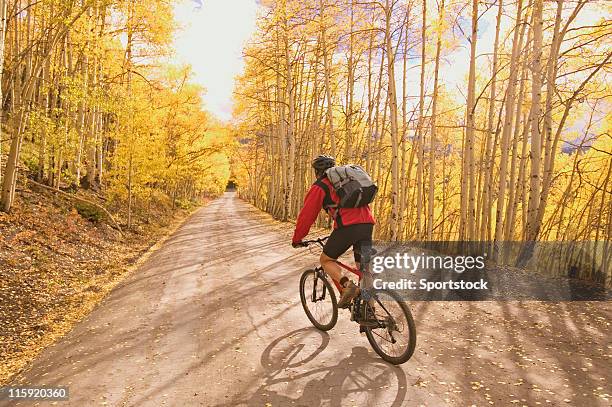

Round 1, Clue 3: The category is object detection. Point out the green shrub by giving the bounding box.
[75,202,104,222]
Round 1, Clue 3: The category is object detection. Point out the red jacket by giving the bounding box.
[292,177,375,244]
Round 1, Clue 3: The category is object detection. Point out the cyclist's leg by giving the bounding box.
[323,224,374,307]
[353,244,372,288]
[352,224,374,271]
[322,224,374,281]
[320,252,343,282]
[353,248,360,272]
[352,226,377,312]
[320,228,353,284]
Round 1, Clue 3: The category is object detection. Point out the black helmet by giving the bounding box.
[312,155,335,173]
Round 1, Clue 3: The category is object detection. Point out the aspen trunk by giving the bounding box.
[427,0,444,240]
[479,0,503,241]
[75,51,88,184]
[0,0,7,182]
[320,0,335,157]
[503,11,530,240]
[415,0,426,239]
[126,0,134,228]
[493,0,524,245]
[399,4,411,239]
[525,0,544,242]
[384,0,400,240]
[344,0,354,161]
[283,2,295,219]
[462,0,477,240]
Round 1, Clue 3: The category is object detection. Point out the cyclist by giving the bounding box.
[292,155,376,308]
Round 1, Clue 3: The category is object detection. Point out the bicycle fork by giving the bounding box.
[312,267,329,302]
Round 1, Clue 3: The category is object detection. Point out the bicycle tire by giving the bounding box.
[299,269,338,331]
[365,289,416,365]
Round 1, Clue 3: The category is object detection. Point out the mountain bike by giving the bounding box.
[298,236,416,365]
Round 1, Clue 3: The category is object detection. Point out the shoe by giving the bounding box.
[337,282,360,308]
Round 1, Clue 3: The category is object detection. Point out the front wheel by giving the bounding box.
[299,269,338,331]
[365,289,416,365]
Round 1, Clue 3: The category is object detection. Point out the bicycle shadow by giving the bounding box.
[216,327,408,407]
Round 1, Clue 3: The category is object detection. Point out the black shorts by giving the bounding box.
[323,223,374,263]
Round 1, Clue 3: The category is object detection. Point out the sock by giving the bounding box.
[339,276,349,287]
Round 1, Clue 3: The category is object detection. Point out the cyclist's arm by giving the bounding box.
[292,184,325,245]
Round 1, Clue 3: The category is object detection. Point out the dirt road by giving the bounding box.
[6,193,610,406]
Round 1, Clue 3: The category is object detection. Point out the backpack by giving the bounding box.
[325,165,378,208]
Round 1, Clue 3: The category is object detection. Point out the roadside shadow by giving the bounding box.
[215,327,408,407]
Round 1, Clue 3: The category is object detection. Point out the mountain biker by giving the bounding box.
[292,155,375,308]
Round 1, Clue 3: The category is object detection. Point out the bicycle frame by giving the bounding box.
[310,244,381,329]
[301,236,364,293]
[330,260,361,292]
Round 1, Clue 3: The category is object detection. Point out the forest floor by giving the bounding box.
[3,192,610,406]
[0,180,203,384]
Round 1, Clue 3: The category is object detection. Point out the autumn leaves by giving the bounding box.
[233,0,610,268]
[0,0,231,225]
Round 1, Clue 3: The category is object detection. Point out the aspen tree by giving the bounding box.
[479,0,503,241]
[415,0,426,239]
[525,0,543,242]
[493,0,524,245]
[462,0,477,241]
[0,0,7,180]
[383,0,400,240]
[427,0,444,240]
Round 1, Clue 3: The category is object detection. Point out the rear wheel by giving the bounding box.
[365,289,416,364]
[299,269,338,331]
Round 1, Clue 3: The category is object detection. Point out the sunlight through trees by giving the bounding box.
[232,0,610,275]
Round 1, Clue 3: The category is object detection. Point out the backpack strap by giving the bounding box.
[314,178,335,211]
[314,178,344,228]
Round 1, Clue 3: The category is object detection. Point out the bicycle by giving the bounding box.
[297,236,417,365]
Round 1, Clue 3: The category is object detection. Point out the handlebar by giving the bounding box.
[298,236,329,248]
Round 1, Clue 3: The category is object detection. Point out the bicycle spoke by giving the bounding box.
[371,329,393,343]
[366,292,414,360]
[300,270,337,330]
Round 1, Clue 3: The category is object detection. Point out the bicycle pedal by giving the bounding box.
[359,320,379,328]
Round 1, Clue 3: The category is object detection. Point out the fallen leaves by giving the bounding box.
[0,187,194,384]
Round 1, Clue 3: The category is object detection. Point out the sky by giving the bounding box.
[173,0,259,122]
